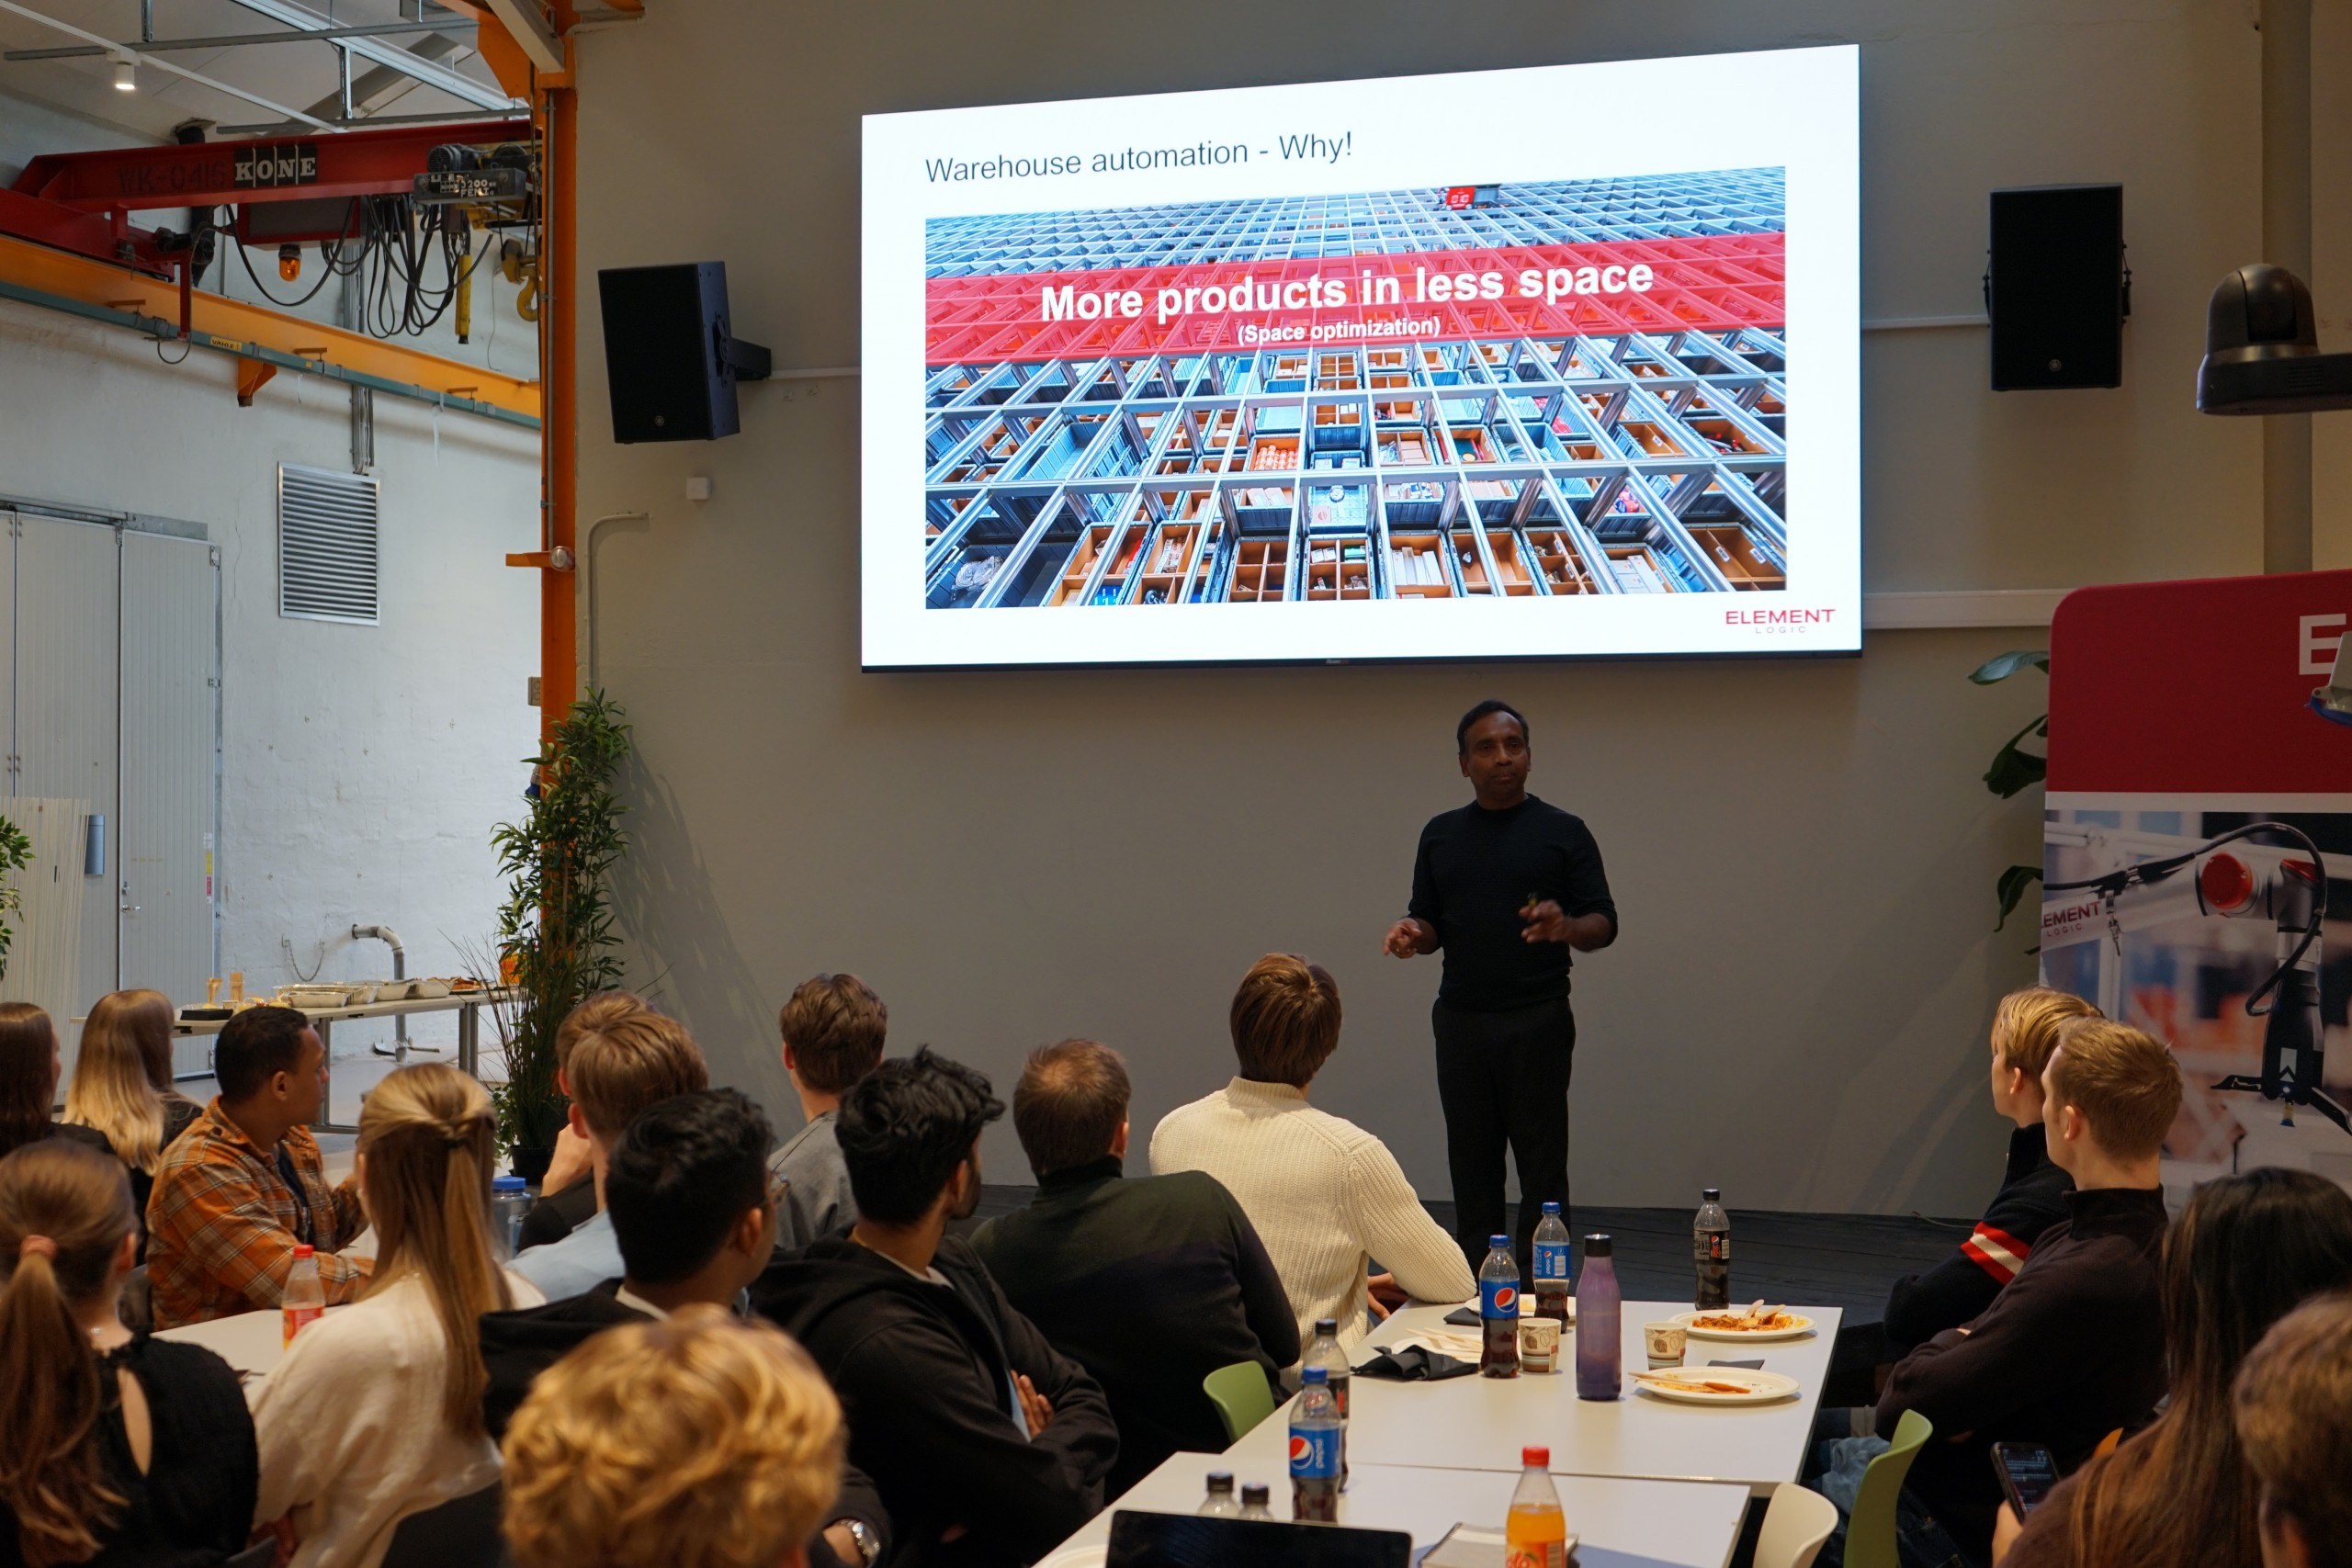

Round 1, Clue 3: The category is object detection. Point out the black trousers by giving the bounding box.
[1432,995,1574,1275]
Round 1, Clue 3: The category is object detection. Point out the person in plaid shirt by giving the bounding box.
[147,1005,373,1328]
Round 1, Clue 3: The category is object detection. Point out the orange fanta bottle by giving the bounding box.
[1506,1446,1567,1568]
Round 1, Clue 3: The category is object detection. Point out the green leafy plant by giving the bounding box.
[0,813,31,980]
[1972,649,2049,931]
[488,691,632,1156]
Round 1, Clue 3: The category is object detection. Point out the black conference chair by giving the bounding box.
[380,1482,506,1568]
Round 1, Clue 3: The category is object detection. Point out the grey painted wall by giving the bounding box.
[571,0,2352,1212]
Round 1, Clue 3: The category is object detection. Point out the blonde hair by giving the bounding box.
[63,991,175,1175]
[553,989,648,1079]
[0,1140,137,1567]
[2047,1020,2184,1161]
[567,1012,707,1143]
[503,1307,843,1568]
[1992,986,2100,1080]
[356,1063,513,1434]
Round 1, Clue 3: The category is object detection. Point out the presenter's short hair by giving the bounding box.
[502,1308,842,1568]
[1231,953,1342,1088]
[778,974,888,1096]
[1456,699,1529,754]
[2233,1292,2352,1567]
[2044,1019,2182,1161]
[1992,987,2100,1078]
[1012,1039,1130,1179]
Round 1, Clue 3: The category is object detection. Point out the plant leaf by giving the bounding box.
[1969,649,2051,685]
[1983,714,2051,798]
[1996,863,2043,930]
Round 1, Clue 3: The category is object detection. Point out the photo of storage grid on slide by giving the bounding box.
[922,169,1787,612]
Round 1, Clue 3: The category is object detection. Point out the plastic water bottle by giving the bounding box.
[1694,1188,1731,1310]
[1197,1472,1239,1517]
[491,1175,533,1260]
[1575,1234,1622,1401]
[1238,1483,1274,1521]
[1479,1234,1521,1378]
[1290,1366,1343,1521]
[1305,1317,1351,1485]
[281,1244,324,1347]
[1507,1446,1569,1568]
[1532,1202,1572,1324]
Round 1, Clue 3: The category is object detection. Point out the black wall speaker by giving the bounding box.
[597,262,771,443]
[1987,185,2127,391]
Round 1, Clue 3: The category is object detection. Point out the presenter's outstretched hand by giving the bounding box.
[1384,918,1435,959]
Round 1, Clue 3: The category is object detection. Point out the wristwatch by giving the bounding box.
[835,1517,880,1568]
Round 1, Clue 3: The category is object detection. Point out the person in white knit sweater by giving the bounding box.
[1150,953,1475,1356]
[250,1064,543,1568]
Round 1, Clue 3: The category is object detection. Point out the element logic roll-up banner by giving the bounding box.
[862,47,1860,669]
[2043,570,2352,1198]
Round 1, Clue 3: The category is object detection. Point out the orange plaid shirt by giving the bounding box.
[146,1098,372,1329]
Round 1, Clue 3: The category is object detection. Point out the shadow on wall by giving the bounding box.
[609,748,797,1121]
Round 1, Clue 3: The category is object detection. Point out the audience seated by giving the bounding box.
[1884,987,2099,1354]
[973,1038,1298,1496]
[0,1003,117,1167]
[62,989,204,1224]
[753,1047,1117,1568]
[1876,1019,2181,1563]
[0,1138,257,1568]
[516,989,650,1251]
[508,1009,707,1299]
[503,1308,845,1568]
[478,1088,890,1568]
[250,1062,539,1568]
[2233,1292,2352,1568]
[771,974,888,1247]
[1150,953,1476,1353]
[147,1005,371,1329]
[1994,1168,2352,1568]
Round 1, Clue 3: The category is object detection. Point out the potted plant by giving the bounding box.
[486,691,632,1179]
[0,812,32,980]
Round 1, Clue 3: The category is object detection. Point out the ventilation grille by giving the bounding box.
[278,464,379,625]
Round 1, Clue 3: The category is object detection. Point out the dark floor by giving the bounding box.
[969,1188,1968,1325]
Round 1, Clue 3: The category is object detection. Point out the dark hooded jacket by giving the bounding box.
[752,1234,1117,1568]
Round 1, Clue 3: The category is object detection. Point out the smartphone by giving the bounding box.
[1991,1441,2060,1517]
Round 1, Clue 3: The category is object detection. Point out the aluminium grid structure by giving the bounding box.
[923,173,1788,609]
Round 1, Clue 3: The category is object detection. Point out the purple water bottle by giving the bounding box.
[1575,1233,1622,1401]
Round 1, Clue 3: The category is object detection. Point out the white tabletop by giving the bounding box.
[143,988,511,1037]
[155,1305,337,1382]
[1047,1460,1750,1568]
[1219,1300,1839,1498]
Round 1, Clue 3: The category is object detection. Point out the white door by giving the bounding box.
[120,531,220,1076]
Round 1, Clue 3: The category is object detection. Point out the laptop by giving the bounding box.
[1105,1510,1412,1568]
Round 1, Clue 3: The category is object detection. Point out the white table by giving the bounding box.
[155,1305,329,1381]
[1047,1460,1751,1568]
[1221,1301,1840,1498]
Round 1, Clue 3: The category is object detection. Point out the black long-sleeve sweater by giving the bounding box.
[1876,1186,2168,1563]
[1884,1124,2075,1353]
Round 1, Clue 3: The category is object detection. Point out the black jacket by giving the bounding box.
[1877,1187,2168,1562]
[753,1234,1118,1568]
[971,1160,1296,1497]
[516,1176,600,1251]
[478,1280,891,1568]
[1884,1124,2075,1353]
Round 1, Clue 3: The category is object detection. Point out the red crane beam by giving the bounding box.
[12,118,533,212]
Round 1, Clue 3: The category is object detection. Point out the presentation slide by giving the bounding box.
[862,47,1859,669]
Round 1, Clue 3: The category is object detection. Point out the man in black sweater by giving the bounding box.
[1883,987,2098,1353]
[480,1089,891,1568]
[754,1048,1117,1568]
[972,1039,1298,1496]
[1384,699,1617,1272]
[1878,1019,2181,1564]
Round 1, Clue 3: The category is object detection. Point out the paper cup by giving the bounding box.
[1643,1322,1688,1367]
[1518,1315,1561,1373]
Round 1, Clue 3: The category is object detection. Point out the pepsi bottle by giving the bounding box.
[1479,1234,1521,1378]
[1304,1317,1350,1486]
[1532,1201,1572,1324]
[1289,1366,1342,1522]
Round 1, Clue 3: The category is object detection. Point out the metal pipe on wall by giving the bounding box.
[2261,0,2312,574]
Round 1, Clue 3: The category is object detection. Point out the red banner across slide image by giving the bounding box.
[924,231,1783,366]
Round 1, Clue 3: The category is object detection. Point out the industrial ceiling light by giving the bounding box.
[112,54,135,92]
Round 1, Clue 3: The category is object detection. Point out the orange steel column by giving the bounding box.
[541,75,579,747]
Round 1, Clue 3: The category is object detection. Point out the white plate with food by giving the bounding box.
[1631,1367,1801,1405]
[1672,1304,1816,1341]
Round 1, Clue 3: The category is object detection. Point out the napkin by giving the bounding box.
[1354,1343,1477,1382]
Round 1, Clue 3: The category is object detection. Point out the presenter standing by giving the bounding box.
[1384,700,1617,1273]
